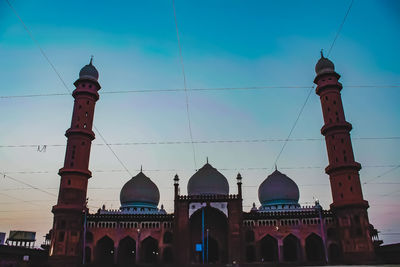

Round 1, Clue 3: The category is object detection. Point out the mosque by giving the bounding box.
[48,55,380,266]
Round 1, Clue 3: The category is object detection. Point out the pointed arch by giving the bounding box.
[95,235,114,265]
[117,236,136,267]
[283,234,300,262]
[305,233,325,262]
[141,236,158,263]
[260,234,278,262]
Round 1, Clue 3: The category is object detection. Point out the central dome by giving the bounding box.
[187,163,229,196]
[258,169,299,207]
[120,171,160,209]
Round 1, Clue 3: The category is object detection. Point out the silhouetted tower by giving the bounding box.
[314,53,374,262]
[50,59,101,264]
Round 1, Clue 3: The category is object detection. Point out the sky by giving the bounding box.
[0,0,399,246]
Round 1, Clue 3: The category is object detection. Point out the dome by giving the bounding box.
[315,51,335,75]
[258,169,299,207]
[187,162,229,196]
[79,58,99,81]
[120,171,160,209]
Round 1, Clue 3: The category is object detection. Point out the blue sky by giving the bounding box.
[0,0,399,245]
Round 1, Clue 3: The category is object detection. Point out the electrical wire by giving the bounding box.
[327,0,355,57]
[172,0,197,170]
[274,0,355,167]
[0,136,398,149]
[1,85,399,99]
[4,0,133,178]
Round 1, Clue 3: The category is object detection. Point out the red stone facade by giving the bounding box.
[49,56,378,266]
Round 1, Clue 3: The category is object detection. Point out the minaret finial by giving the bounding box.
[275,164,277,171]
[140,165,142,172]
[90,55,94,65]
[320,49,324,58]
[206,157,208,164]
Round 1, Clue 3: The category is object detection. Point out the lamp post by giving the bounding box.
[82,198,88,265]
[136,228,141,264]
[206,229,209,263]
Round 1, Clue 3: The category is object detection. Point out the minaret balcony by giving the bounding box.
[325,162,361,175]
[321,121,352,135]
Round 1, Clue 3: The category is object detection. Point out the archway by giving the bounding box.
[163,247,173,263]
[95,236,114,265]
[329,243,341,263]
[305,233,325,262]
[117,236,136,266]
[246,245,256,262]
[260,234,278,262]
[141,236,158,263]
[189,206,228,263]
[283,234,300,262]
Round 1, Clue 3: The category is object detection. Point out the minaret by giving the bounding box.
[50,58,101,264]
[314,52,374,262]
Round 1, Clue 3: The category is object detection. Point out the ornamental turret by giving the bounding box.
[314,52,374,262]
[50,58,101,265]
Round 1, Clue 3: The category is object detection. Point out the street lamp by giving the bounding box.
[136,228,141,263]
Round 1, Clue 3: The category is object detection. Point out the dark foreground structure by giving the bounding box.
[46,55,392,266]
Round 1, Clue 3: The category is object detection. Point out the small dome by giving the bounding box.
[258,169,299,207]
[79,58,99,81]
[120,172,160,209]
[187,162,229,196]
[315,52,335,75]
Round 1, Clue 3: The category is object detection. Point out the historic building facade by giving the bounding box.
[49,55,378,266]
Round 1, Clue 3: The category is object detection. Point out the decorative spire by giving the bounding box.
[206,157,209,164]
[320,49,324,58]
[90,55,94,65]
[275,164,277,171]
[140,165,143,172]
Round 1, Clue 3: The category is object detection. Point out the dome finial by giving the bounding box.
[275,164,277,171]
[90,55,94,65]
[140,165,143,173]
[206,157,209,164]
[320,49,324,59]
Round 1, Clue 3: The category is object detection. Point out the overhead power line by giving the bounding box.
[172,0,197,170]
[363,164,400,184]
[1,85,399,99]
[0,136,398,149]
[327,0,355,57]
[273,0,355,167]
[0,171,57,197]
[1,164,398,176]
[5,0,133,178]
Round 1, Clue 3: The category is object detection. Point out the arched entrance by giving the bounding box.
[141,236,158,263]
[305,233,325,262]
[283,234,300,262]
[117,236,136,266]
[329,243,341,263]
[95,236,114,265]
[189,206,228,264]
[260,234,278,262]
